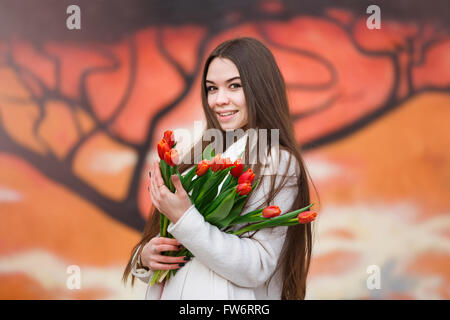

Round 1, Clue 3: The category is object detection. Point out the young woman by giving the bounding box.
[122,37,315,300]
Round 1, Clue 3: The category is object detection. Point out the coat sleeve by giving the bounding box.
[167,150,300,288]
[131,244,153,284]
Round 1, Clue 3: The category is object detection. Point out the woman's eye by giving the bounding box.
[230,83,241,89]
[206,86,216,92]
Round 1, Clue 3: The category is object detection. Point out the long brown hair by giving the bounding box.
[123,37,318,299]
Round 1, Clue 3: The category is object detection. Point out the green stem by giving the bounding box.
[161,214,168,237]
[149,270,160,286]
[228,209,266,225]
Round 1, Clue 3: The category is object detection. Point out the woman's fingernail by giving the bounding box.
[183,256,191,261]
[149,171,151,177]
[178,245,182,249]
[179,263,185,267]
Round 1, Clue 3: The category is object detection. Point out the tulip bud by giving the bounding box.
[196,159,211,176]
[238,169,255,184]
[297,211,317,224]
[163,130,175,148]
[164,149,179,167]
[157,139,171,160]
[236,182,252,196]
[262,206,281,218]
[230,159,243,178]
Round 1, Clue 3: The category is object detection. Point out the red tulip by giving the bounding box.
[238,169,255,184]
[262,206,281,218]
[230,159,243,178]
[223,157,233,169]
[236,182,252,196]
[196,159,211,176]
[164,149,179,167]
[210,154,223,172]
[297,211,317,224]
[163,130,175,148]
[157,139,171,160]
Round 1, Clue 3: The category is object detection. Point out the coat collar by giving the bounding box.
[221,131,249,161]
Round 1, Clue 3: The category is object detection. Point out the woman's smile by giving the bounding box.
[216,110,239,122]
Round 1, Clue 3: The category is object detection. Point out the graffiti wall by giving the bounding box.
[0,0,449,299]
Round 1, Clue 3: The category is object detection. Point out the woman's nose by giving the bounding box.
[215,89,229,105]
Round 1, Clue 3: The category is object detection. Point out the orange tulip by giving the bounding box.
[297,211,317,224]
[196,159,211,176]
[236,182,252,196]
[230,159,243,177]
[262,206,281,218]
[238,169,255,184]
[164,149,179,167]
[157,139,171,160]
[163,130,175,148]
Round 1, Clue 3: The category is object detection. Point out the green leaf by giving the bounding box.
[203,187,235,216]
[202,143,215,161]
[228,207,265,225]
[180,166,197,191]
[221,174,237,192]
[191,171,211,200]
[194,168,231,205]
[205,190,236,225]
[216,195,248,229]
[196,173,233,212]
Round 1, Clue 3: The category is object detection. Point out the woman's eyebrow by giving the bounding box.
[206,76,240,84]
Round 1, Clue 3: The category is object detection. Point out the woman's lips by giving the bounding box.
[217,110,238,122]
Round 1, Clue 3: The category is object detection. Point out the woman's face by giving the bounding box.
[205,57,248,131]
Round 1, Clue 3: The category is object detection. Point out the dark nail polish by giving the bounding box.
[179,263,185,267]
[183,256,191,261]
[178,245,182,249]
[149,172,151,177]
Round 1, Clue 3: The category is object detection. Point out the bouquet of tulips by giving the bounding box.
[150,130,317,285]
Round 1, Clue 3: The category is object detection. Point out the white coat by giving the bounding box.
[131,133,300,299]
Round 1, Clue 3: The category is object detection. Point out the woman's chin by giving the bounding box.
[218,120,247,131]
[220,123,239,131]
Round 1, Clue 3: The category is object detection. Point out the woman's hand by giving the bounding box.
[149,160,192,224]
[141,237,190,271]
